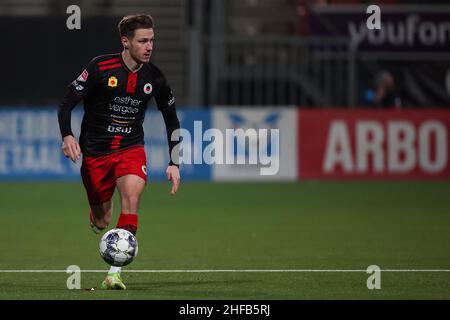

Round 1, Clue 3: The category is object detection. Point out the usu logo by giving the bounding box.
[107,125,131,134]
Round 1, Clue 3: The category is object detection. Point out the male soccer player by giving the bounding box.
[57,14,180,290]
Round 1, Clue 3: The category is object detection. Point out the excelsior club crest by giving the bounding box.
[144,83,152,94]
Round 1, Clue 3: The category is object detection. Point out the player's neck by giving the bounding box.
[121,51,142,73]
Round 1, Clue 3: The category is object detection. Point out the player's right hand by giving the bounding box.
[62,135,81,163]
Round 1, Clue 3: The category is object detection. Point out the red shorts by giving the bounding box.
[80,146,147,206]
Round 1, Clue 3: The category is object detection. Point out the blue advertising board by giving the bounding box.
[0,107,212,181]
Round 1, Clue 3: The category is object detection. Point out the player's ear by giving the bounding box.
[121,36,129,49]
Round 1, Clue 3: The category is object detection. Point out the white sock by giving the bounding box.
[109,266,122,274]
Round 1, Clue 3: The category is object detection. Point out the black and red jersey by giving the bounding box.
[58,53,179,163]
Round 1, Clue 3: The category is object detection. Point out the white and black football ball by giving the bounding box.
[99,228,138,267]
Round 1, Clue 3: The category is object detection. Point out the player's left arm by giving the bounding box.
[155,77,181,195]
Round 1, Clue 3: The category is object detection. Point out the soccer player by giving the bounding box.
[57,14,180,290]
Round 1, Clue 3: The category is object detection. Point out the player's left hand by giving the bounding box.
[166,165,180,195]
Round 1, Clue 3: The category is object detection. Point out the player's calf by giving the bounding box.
[89,209,107,234]
[89,201,113,233]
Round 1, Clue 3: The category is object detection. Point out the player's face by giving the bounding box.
[128,28,154,64]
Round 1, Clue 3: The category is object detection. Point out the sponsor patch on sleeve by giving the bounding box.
[77,69,89,82]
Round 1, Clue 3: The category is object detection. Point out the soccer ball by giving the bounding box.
[99,228,138,267]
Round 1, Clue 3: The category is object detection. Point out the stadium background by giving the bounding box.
[0,0,449,299]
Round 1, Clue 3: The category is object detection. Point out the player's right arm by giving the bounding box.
[57,59,98,163]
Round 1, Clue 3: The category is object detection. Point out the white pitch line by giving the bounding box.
[123,269,450,273]
[0,269,450,273]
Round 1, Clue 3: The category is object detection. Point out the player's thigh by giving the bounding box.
[114,147,147,200]
[114,147,147,181]
[81,156,116,207]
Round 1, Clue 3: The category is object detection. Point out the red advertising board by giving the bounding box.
[298,109,450,180]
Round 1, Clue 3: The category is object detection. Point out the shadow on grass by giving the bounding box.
[129,279,257,291]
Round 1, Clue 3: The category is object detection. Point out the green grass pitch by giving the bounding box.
[0,181,449,299]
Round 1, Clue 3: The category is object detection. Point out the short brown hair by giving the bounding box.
[118,14,154,38]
